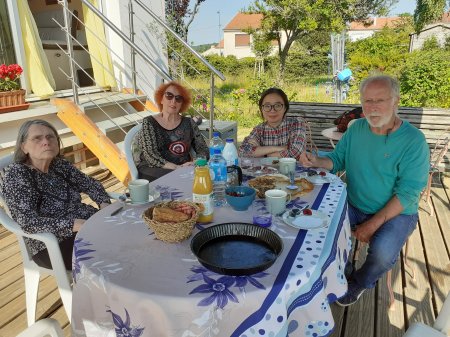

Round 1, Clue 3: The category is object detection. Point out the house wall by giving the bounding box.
[410,24,450,51]
[222,30,284,59]
[100,0,168,99]
[347,30,376,42]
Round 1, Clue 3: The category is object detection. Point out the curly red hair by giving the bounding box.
[154,81,192,113]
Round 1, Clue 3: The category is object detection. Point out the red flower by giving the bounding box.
[0,63,23,91]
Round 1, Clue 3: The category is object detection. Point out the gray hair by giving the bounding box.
[359,74,400,99]
[14,120,63,163]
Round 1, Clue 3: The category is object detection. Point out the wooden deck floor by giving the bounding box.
[0,169,448,337]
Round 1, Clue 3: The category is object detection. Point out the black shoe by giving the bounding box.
[336,280,366,307]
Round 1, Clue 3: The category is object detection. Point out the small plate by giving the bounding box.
[243,165,278,177]
[260,157,279,166]
[126,192,160,205]
[303,172,336,185]
[281,209,329,230]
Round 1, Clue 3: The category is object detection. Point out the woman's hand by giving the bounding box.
[181,161,194,167]
[73,219,86,232]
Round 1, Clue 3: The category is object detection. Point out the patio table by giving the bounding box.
[321,127,343,148]
[71,166,351,337]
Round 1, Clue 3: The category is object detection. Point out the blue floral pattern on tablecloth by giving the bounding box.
[107,308,144,337]
[73,238,95,281]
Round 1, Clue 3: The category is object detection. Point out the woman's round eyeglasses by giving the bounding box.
[164,91,184,103]
[261,103,284,112]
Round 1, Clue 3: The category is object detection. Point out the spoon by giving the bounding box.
[286,171,298,190]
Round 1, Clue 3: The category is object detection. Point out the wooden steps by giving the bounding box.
[54,98,132,185]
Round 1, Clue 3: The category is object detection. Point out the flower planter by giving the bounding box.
[0,89,29,113]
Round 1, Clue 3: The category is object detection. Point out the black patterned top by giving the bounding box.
[135,115,209,168]
[1,157,111,256]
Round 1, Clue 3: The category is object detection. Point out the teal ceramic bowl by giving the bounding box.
[225,186,256,211]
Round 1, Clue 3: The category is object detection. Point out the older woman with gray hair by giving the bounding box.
[1,120,111,270]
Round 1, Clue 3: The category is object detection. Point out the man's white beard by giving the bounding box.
[366,111,394,128]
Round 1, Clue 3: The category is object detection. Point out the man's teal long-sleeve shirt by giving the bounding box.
[327,118,429,215]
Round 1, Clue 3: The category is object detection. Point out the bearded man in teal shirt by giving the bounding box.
[300,75,429,306]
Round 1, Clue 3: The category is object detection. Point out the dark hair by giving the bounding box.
[14,120,62,163]
[154,81,192,113]
[258,87,289,119]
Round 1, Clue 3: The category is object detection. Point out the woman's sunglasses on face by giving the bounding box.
[164,91,184,103]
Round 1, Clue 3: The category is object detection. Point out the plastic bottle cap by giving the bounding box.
[213,148,221,155]
[196,158,207,166]
[226,138,234,142]
[213,132,220,137]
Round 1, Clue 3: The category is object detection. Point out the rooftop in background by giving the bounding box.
[224,13,263,30]
[348,17,401,30]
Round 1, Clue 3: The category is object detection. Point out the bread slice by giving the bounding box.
[153,207,190,222]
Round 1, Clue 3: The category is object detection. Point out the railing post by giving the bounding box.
[128,0,137,94]
[60,0,79,104]
[209,73,214,140]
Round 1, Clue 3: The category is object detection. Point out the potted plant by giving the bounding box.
[0,63,29,112]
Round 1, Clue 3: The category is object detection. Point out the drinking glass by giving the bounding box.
[252,200,272,228]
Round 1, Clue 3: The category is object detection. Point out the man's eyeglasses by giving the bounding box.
[261,103,284,112]
[363,97,392,106]
[164,91,184,103]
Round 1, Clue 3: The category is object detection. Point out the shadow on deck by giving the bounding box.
[0,168,449,337]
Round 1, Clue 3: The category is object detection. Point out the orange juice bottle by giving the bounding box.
[193,158,214,223]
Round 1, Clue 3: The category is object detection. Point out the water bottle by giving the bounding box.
[208,149,227,207]
[222,138,239,166]
[209,131,224,157]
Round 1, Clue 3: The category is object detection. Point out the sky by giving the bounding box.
[188,0,417,46]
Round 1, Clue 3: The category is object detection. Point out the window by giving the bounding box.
[235,34,250,47]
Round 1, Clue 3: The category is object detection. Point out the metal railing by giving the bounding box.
[56,0,225,139]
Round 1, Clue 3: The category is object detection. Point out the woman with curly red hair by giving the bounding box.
[135,81,209,181]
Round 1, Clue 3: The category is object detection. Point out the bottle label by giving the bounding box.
[193,193,213,216]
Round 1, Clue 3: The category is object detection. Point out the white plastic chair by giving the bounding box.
[403,291,450,336]
[124,123,142,181]
[0,154,72,326]
[16,318,64,337]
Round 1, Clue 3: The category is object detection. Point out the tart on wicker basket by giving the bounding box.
[143,201,200,243]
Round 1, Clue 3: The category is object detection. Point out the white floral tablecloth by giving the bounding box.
[71,166,351,337]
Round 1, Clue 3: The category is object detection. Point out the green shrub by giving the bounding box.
[400,49,450,108]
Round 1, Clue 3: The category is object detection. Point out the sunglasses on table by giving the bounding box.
[164,91,184,103]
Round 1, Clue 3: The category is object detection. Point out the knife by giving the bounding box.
[110,206,124,216]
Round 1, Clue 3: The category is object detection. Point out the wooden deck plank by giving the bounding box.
[403,222,435,327]
[418,201,450,313]
[376,260,404,337]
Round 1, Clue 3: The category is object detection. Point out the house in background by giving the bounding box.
[346,17,401,41]
[204,13,406,58]
[202,12,285,59]
[409,12,450,51]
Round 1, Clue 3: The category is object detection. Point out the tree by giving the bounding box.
[249,0,397,80]
[165,0,205,42]
[413,0,448,32]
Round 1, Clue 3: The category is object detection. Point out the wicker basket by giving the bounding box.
[142,201,200,243]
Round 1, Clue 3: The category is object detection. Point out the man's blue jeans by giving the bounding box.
[348,203,418,289]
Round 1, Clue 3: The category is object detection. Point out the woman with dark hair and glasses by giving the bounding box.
[238,88,307,159]
[135,81,209,181]
[1,120,111,270]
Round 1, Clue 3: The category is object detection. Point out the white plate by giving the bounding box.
[260,157,279,166]
[126,192,160,205]
[281,209,329,229]
[242,165,278,177]
[303,172,336,185]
